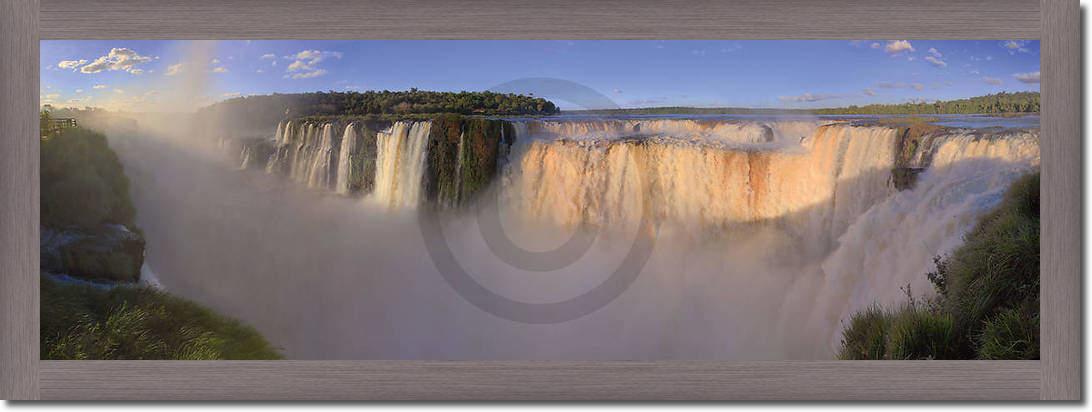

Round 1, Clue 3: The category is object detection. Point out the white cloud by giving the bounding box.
[286,69,327,79]
[211,66,228,73]
[75,89,83,93]
[114,88,125,94]
[92,84,107,89]
[1003,40,1031,54]
[778,93,843,103]
[260,53,276,60]
[927,48,942,58]
[884,40,915,54]
[129,68,145,75]
[862,88,876,96]
[924,55,947,68]
[221,92,242,99]
[284,50,341,79]
[165,63,183,76]
[210,58,221,64]
[57,59,87,70]
[1013,71,1040,84]
[875,81,924,91]
[80,48,154,74]
[983,76,1004,86]
[870,42,881,49]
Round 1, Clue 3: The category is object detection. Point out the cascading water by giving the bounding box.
[335,123,359,195]
[208,116,1039,358]
[370,121,432,209]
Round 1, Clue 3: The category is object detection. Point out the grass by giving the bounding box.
[838,171,1039,360]
[41,276,282,360]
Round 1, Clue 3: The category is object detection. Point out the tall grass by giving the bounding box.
[837,172,1039,360]
[41,276,282,360]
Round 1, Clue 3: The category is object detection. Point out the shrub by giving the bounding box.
[978,305,1039,360]
[886,306,959,359]
[837,305,890,360]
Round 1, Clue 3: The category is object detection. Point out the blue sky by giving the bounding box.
[40,40,1040,111]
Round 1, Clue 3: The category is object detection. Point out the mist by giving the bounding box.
[85,99,1040,360]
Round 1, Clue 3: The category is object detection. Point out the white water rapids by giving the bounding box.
[112,117,1039,359]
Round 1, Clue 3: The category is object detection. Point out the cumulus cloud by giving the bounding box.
[983,76,1004,86]
[57,59,87,70]
[284,50,341,79]
[92,84,107,89]
[286,69,327,79]
[924,55,947,68]
[927,48,943,58]
[211,66,228,73]
[870,42,881,49]
[80,48,154,74]
[884,40,915,54]
[1013,71,1040,84]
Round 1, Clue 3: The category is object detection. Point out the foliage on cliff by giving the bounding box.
[424,115,515,206]
[838,172,1040,360]
[41,276,282,360]
[41,126,136,230]
[815,92,1039,115]
[199,89,559,132]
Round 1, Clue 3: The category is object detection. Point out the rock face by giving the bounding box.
[41,224,145,282]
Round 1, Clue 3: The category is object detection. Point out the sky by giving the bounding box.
[40,40,1040,111]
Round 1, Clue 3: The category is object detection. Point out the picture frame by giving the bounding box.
[0,0,1080,401]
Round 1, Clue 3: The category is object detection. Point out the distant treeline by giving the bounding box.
[569,92,1040,116]
[198,89,559,132]
[569,107,809,116]
[813,92,1040,115]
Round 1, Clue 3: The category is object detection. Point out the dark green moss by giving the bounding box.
[424,115,513,207]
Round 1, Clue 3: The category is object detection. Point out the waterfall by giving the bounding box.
[335,122,359,195]
[794,129,1041,350]
[371,121,432,209]
[502,123,898,247]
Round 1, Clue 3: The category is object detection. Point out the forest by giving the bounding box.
[197,89,560,132]
[813,92,1040,115]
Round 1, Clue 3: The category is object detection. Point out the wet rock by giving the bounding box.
[41,224,145,283]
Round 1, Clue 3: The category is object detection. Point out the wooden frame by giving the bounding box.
[0,0,1080,401]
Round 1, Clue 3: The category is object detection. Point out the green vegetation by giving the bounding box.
[838,172,1040,360]
[199,89,559,132]
[40,117,281,360]
[572,92,1040,116]
[815,92,1039,115]
[41,127,135,230]
[425,115,515,206]
[41,276,281,360]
